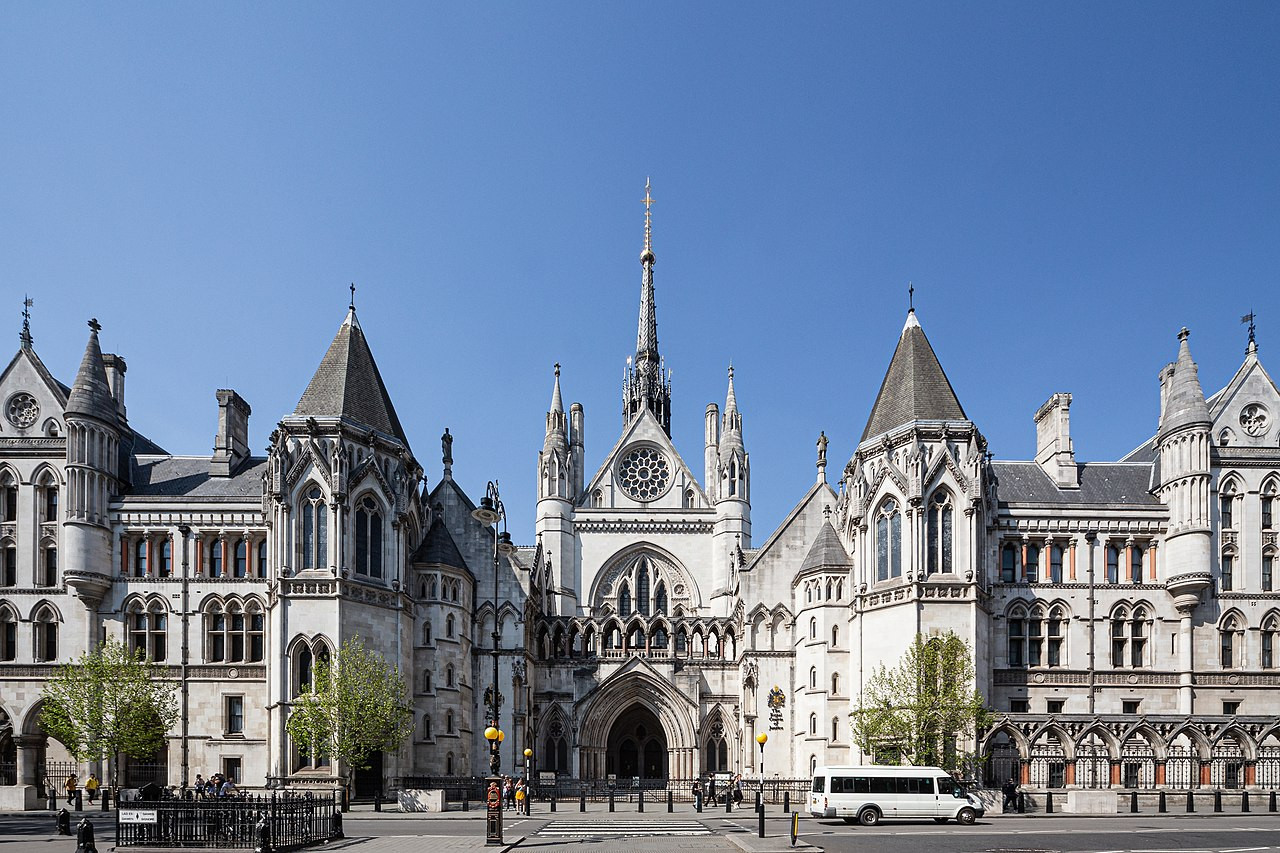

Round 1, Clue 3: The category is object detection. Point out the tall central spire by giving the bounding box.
[623,178,672,435]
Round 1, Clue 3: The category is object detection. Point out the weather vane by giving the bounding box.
[20,296,32,347]
[1242,310,1257,349]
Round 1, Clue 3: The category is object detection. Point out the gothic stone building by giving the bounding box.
[0,207,1278,808]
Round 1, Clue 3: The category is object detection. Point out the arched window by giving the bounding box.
[446,614,455,638]
[1221,482,1237,528]
[423,715,432,739]
[423,621,432,644]
[704,720,728,772]
[618,581,632,616]
[1106,546,1120,584]
[1111,606,1149,668]
[246,600,265,662]
[296,645,313,693]
[445,665,455,687]
[0,606,16,661]
[33,605,58,661]
[234,540,248,579]
[1047,606,1066,667]
[810,617,817,639]
[809,666,817,689]
[40,543,57,587]
[1001,543,1019,583]
[301,487,328,570]
[875,498,901,581]
[2,541,14,587]
[927,491,954,574]
[257,540,267,578]
[831,625,839,647]
[1221,615,1242,668]
[1130,546,1144,585]
[0,472,16,523]
[831,672,840,694]
[1049,545,1064,584]
[1262,614,1279,669]
[1026,544,1040,584]
[423,670,432,692]
[445,753,454,775]
[159,539,172,578]
[355,496,384,578]
[810,755,817,775]
[39,476,59,523]
[134,539,148,577]
[1263,483,1276,530]
[832,717,841,741]
[128,599,168,661]
[208,600,264,663]
[446,710,454,734]
[209,540,224,578]
[1008,606,1027,666]
[1265,548,1276,593]
[1221,549,1235,592]
[655,581,668,615]
[809,713,817,735]
[636,562,650,616]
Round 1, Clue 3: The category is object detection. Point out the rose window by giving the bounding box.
[5,393,38,429]
[618,446,672,501]
[1240,403,1269,437]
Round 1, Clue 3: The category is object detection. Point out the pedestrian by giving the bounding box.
[504,777,515,810]
[219,776,236,798]
[194,774,204,799]
[65,774,78,804]
[691,778,700,803]
[708,776,717,805]
[85,773,100,803]
[732,775,743,806]
[1001,777,1018,811]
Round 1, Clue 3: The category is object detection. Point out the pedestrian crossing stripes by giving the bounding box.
[538,820,711,837]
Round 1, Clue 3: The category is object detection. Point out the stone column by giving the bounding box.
[14,735,45,787]
[1064,759,1076,787]
[1154,759,1166,787]
[1178,607,1195,714]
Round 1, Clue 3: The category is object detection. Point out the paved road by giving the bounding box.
[806,813,1280,853]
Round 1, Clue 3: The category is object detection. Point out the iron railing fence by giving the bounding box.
[115,792,336,850]
[394,775,813,804]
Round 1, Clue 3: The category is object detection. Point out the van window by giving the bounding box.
[869,777,894,794]
[936,777,956,796]
[811,776,825,793]
[896,777,933,795]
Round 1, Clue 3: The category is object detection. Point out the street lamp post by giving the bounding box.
[524,748,534,814]
[474,482,515,846]
[756,733,768,838]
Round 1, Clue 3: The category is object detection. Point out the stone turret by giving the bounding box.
[62,319,118,603]
[712,367,750,609]
[536,365,579,615]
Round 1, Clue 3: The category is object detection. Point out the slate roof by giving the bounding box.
[861,310,967,442]
[991,461,1160,506]
[798,521,852,574]
[127,456,267,498]
[412,515,468,569]
[293,310,410,446]
[65,326,119,424]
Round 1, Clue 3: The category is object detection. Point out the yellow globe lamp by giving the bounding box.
[498,730,506,743]
[524,748,533,758]
[756,733,768,746]
[484,726,499,742]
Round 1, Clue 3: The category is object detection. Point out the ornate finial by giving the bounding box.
[823,504,832,521]
[908,282,914,311]
[554,362,561,378]
[349,283,356,311]
[642,177,654,256]
[19,296,32,348]
[1178,326,1190,342]
[1242,311,1257,352]
[817,431,828,482]
[87,318,101,334]
[441,427,454,476]
[728,363,734,381]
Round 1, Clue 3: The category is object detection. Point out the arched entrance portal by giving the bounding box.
[607,705,666,780]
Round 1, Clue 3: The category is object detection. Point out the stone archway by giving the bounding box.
[607,705,666,780]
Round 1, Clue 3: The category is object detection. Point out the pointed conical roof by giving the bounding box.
[412,513,468,569]
[860,309,967,442]
[65,320,118,424]
[799,521,852,574]
[550,363,564,414]
[294,308,409,446]
[1159,327,1211,438]
[719,365,744,453]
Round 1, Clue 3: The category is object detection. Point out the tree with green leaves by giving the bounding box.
[285,636,414,791]
[40,637,180,786]
[849,631,992,774]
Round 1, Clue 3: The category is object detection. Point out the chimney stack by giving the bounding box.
[211,389,251,477]
[103,354,127,419]
[1034,393,1078,489]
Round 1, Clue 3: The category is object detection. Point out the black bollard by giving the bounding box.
[783,790,790,813]
[1187,790,1195,812]
[639,789,644,812]
[1271,790,1277,812]
[1045,791,1053,814]
[341,786,350,813]
[609,790,615,812]
[726,792,732,813]
[463,795,469,812]
[696,791,702,813]
[75,789,83,812]
[330,808,344,840]
[74,818,97,853]
[580,791,586,812]
[1158,791,1166,813]
[758,800,765,839]
[100,788,110,812]
[1131,790,1139,813]
[1243,790,1250,813]
[48,789,56,811]
[1214,789,1222,813]
[1018,791,1025,814]
[374,790,381,813]
[668,790,673,813]
[56,808,71,836]
[551,793,556,812]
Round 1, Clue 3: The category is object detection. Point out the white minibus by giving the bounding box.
[809,765,984,826]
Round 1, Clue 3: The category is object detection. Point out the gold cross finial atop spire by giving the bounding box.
[642,177,654,255]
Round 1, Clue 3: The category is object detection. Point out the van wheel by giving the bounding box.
[858,807,881,826]
[957,807,977,825]
[933,817,949,823]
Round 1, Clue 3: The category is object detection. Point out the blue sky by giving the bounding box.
[2,3,1278,541]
